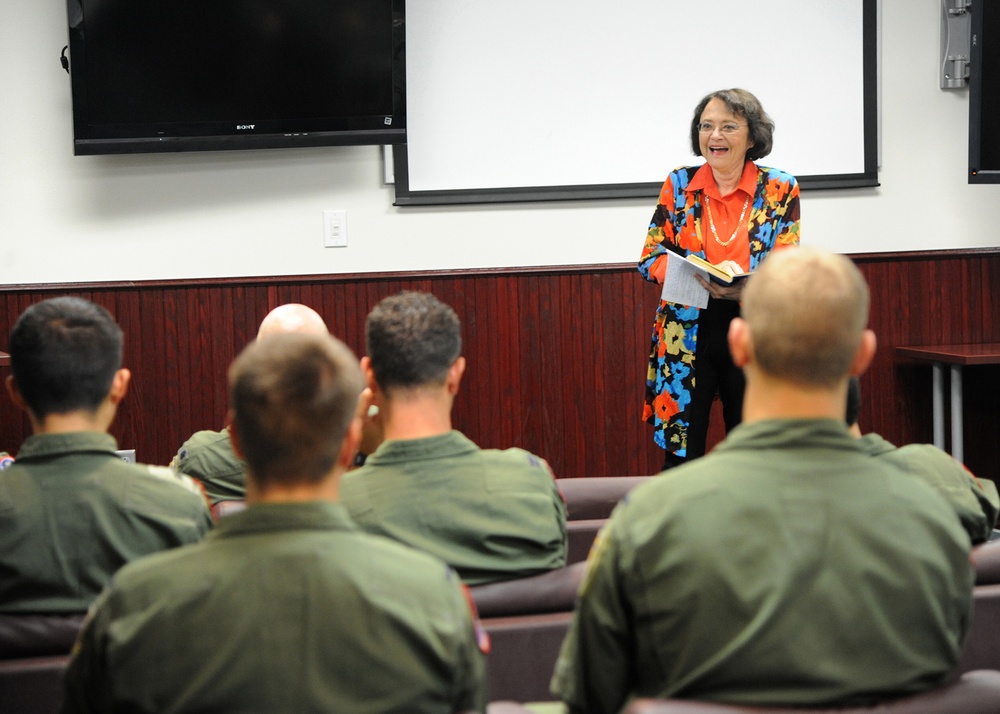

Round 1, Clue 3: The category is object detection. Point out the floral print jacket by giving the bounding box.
[638,163,800,455]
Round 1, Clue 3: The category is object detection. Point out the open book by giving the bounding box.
[660,253,752,309]
[683,254,750,285]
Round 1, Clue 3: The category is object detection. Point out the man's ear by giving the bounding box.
[727,318,752,368]
[446,356,466,395]
[226,411,245,460]
[336,416,363,470]
[360,356,379,393]
[5,376,41,430]
[5,375,28,413]
[107,368,131,405]
[849,329,877,377]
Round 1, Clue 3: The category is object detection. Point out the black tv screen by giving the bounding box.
[970,0,1000,182]
[66,0,405,155]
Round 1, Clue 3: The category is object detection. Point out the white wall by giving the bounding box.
[1,0,998,286]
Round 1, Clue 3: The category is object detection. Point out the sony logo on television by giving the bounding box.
[236,124,256,130]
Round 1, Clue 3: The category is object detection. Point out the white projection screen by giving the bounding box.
[395,0,877,205]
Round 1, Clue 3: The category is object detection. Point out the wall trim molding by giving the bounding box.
[3,248,998,293]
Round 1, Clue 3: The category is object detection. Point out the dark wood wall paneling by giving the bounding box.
[1,250,999,484]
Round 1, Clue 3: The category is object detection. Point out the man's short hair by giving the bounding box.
[365,292,462,392]
[741,248,869,387]
[228,332,363,486]
[9,297,124,419]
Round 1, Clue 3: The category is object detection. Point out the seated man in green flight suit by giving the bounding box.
[0,297,212,614]
[170,302,330,504]
[63,331,487,713]
[551,248,974,712]
[340,290,568,585]
[845,376,999,543]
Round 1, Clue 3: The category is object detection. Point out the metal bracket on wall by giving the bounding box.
[941,0,972,89]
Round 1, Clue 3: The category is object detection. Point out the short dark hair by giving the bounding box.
[228,332,363,486]
[690,88,774,161]
[365,292,462,393]
[9,297,123,419]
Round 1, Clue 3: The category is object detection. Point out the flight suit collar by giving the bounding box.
[856,431,898,457]
[209,500,358,540]
[712,418,866,455]
[366,430,478,465]
[16,431,119,460]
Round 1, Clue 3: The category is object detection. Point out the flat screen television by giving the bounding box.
[970,0,1000,182]
[65,0,405,156]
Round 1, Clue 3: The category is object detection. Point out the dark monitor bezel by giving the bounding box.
[65,0,406,156]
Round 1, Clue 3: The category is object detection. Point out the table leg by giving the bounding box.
[951,364,963,463]
[932,362,945,451]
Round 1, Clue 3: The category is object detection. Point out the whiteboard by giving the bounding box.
[395,0,878,205]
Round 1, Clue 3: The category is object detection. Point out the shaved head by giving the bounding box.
[740,248,870,387]
[257,304,328,341]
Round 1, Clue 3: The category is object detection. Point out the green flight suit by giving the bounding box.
[171,427,246,504]
[551,419,973,713]
[61,501,488,714]
[0,432,213,614]
[340,431,568,585]
[858,432,1000,543]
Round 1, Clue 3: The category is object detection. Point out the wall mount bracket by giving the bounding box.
[941,0,972,89]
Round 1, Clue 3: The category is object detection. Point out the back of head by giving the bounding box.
[365,291,462,393]
[741,248,869,387]
[256,303,328,341]
[9,297,123,419]
[228,332,363,487]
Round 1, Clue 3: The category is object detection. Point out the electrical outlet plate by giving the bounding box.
[323,209,348,247]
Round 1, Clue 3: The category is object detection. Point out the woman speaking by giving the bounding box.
[639,88,800,469]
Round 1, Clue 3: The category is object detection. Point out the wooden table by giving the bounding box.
[895,343,1000,463]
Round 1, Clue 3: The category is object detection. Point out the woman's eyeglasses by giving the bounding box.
[697,122,746,135]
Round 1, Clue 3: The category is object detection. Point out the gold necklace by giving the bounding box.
[705,194,749,247]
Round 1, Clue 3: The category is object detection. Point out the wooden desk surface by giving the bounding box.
[896,343,1000,366]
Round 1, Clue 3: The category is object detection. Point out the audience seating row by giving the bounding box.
[6,661,999,714]
[483,670,1000,713]
[0,614,84,660]
[469,562,585,702]
[973,540,1000,585]
[211,475,650,524]
[5,476,1000,713]
[0,655,68,714]
[566,519,604,563]
[556,475,651,520]
[3,591,1000,711]
[958,543,1000,674]
[557,476,652,564]
[0,615,83,714]
[620,669,1000,713]
[211,498,248,520]
[958,584,1000,674]
[467,477,649,700]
